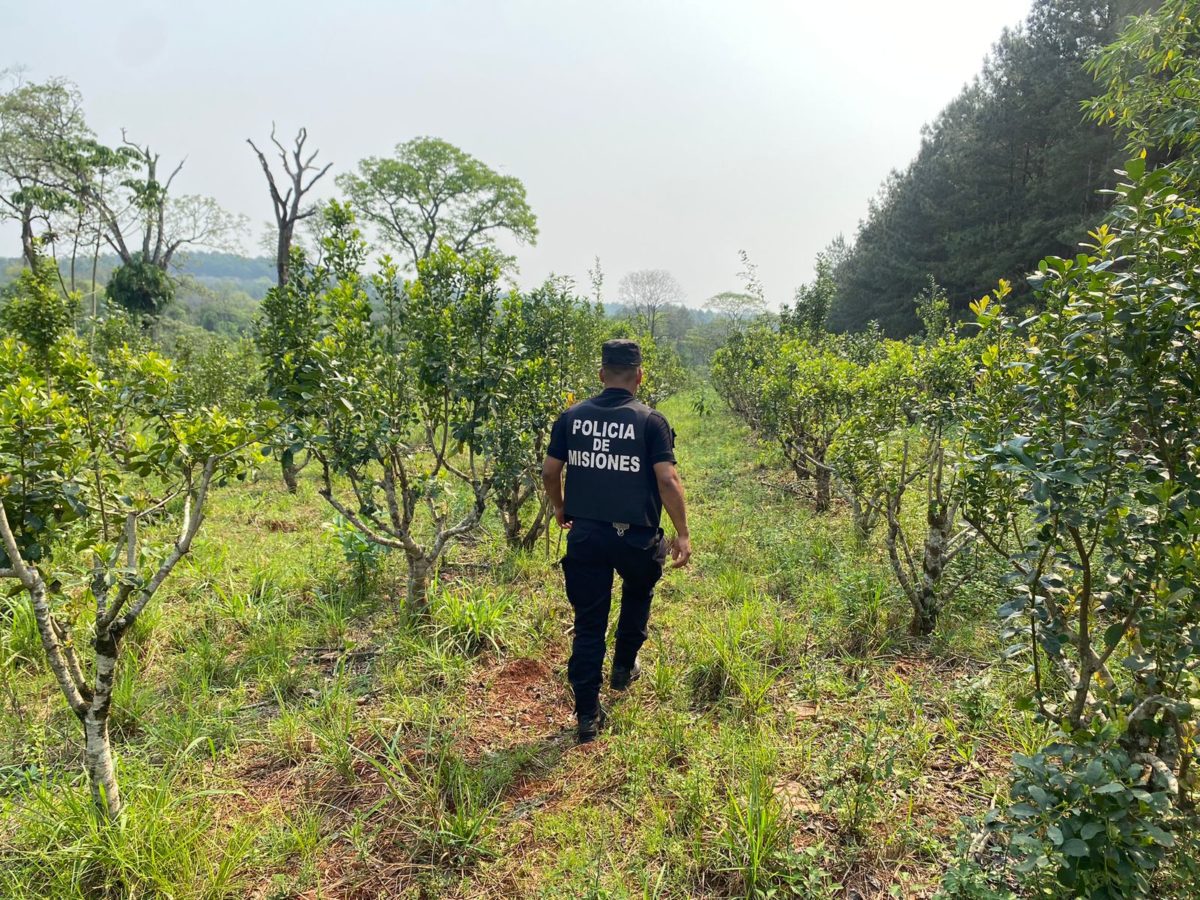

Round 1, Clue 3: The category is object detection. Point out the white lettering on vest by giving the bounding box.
[567,448,643,472]
[570,418,635,440]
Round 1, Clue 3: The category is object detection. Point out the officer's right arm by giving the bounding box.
[542,456,569,529]
[544,413,570,528]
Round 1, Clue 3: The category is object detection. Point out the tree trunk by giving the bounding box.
[277,223,294,286]
[281,447,299,494]
[909,597,938,637]
[813,463,832,513]
[84,708,121,819]
[20,208,38,268]
[497,486,549,551]
[518,500,550,551]
[910,505,950,636]
[849,496,873,544]
[406,555,432,610]
[85,629,121,820]
[498,499,522,549]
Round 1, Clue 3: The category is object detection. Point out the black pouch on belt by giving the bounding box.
[619,524,663,551]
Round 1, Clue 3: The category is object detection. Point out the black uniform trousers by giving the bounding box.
[561,518,668,718]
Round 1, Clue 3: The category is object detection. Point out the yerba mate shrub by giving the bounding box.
[297,213,511,607]
[962,163,1200,895]
[0,333,261,819]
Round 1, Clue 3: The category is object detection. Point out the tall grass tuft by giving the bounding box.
[0,761,259,898]
[429,585,518,656]
[357,722,503,870]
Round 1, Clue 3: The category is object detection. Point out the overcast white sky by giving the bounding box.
[5,0,1031,307]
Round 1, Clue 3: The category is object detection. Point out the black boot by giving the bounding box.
[577,705,608,744]
[610,661,642,691]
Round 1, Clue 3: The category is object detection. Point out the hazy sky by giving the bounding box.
[6,0,1032,307]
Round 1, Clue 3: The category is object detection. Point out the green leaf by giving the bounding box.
[1143,824,1174,847]
[1063,839,1089,857]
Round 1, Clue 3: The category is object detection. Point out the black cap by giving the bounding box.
[602,338,642,366]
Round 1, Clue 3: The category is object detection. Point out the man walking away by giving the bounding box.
[542,339,692,744]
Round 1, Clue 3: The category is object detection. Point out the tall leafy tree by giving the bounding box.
[828,0,1152,335]
[90,138,246,271]
[336,136,537,271]
[703,291,763,325]
[0,74,91,268]
[52,135,246,324]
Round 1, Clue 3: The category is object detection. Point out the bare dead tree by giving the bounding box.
[79,133,246,272]
[617,269,685,341]
[247,125,332,286]
[247,126,331,493]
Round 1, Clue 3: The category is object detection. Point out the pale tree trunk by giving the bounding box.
[1,461,224,824]
[84,716,120,818]
[83,627,121,818]
[1,523,123,819]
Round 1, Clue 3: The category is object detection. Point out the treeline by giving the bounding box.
[0,250,274,287]
[827,0,1157,335]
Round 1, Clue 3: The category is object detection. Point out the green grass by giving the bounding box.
[0,393,1040,898]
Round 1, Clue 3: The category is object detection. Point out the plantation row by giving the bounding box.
[701,8,1200,887]
[712,160,1200,895]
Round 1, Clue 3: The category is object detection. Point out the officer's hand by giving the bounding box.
[669,534,691,568]
[554,505,571,529]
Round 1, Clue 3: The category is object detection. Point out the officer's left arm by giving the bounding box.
[542,456,569,528]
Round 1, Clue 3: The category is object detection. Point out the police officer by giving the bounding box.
[542,338,692,744]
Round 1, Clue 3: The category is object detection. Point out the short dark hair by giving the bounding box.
[601,363,639,382]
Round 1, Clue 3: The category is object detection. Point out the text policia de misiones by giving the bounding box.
[567,418,642,472]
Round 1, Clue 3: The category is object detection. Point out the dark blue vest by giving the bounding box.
[561,393,661,527]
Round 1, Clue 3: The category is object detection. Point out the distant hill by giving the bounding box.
[1,251,275,337]
[1,251,274,290]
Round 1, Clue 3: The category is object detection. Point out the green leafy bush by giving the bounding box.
[0,256,76,366]
[994,742,1176,896]
[962,162,1199,893]
[105,253,175,323]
